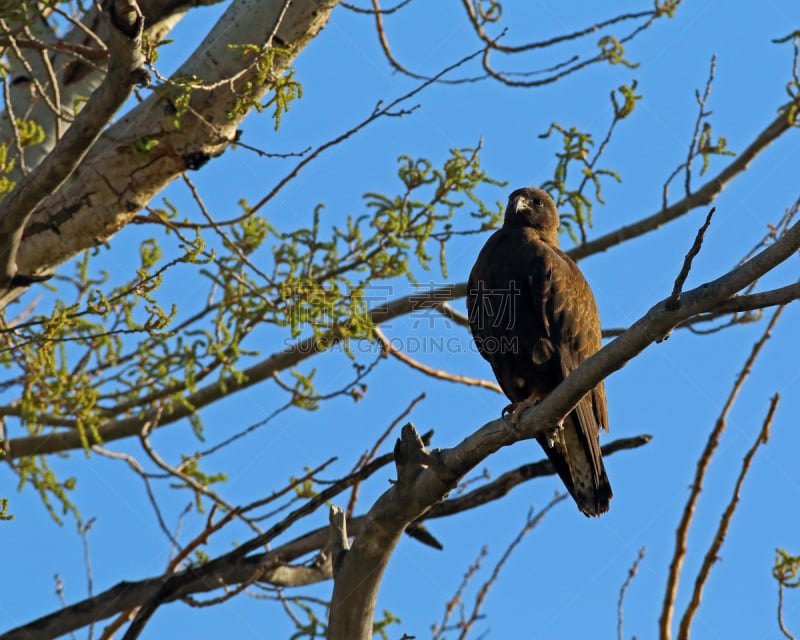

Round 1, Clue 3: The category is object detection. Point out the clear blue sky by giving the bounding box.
[3,1,800,639]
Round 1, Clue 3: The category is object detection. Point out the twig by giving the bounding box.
[91,446,179,549]
[168,457,337,575]
[666,207,716,311]
[369,0,433,81]
[778,580,797,640]
[0,21,68,122]
[196,401,293,458]
[238,45,486,226]
[138,420,262,536]
[0,61,29,175]
[29,23,64,141]
[180,569,266,608]
[169,503,193,564]
[370,0,665,86]
[52,573,77,640]
[341,0,411,14]
[266,0,293,48]
[569,103,800,262]
[457,496,566,640]
[374,326,502,394]
[433,547,487,640]
[120,454,338,636]
[676,393,780,639]
[80,518,97,640]
[461,2,655,55]
[684,56,717,196]
[181,174,275,286]
[618,547,646,640]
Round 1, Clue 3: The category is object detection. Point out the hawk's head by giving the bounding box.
[504,187,560,238]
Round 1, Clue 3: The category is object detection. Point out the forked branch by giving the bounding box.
[327,219,800,639]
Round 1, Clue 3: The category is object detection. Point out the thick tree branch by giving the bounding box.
[603,282,800,337]
[0,1,226,179]
[329,424,456,639]
[0,0,338,309]
[0,434,644,640]
[326,217,800,638]
[0,0,145,287]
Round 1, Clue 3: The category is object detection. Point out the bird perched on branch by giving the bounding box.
[467,187,612,516]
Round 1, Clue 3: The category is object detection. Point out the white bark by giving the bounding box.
[0,0,338,306]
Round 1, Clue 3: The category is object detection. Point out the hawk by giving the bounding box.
[466,187,612,516]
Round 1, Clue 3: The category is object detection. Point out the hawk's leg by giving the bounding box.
[509,394,541,427]
[508,394,563,446]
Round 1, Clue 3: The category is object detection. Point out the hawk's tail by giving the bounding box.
[537,410,612,517]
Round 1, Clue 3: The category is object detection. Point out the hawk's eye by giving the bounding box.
[533,197,544,210]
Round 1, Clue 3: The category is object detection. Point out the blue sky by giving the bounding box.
[2,1,800,639]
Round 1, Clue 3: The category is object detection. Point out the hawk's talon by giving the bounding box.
[501,402,517,417]
[545,422,564,448]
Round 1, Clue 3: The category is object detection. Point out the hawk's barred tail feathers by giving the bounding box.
[539,412,612,517]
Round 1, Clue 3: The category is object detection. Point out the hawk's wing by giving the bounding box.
[526,244,611,515]
[530,246,608,433]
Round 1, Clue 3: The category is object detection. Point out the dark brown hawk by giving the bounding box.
[467,187,612,516]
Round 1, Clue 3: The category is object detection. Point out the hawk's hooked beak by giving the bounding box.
[514,196,528,213]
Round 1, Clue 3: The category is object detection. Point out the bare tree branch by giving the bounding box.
[569,107,799,262]
[778,578,797,640]
[677,393,780,640]
[618,547,646,640]
[666,207,716,311]
[374,326,502,394]
[423,435,652,522]
[659,306,785,640]
[456,497,566,640]
[0,434,644,640]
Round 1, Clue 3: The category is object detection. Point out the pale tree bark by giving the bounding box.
[0,1,212,174]
[0,0,146,286]
[0,0,338,305]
